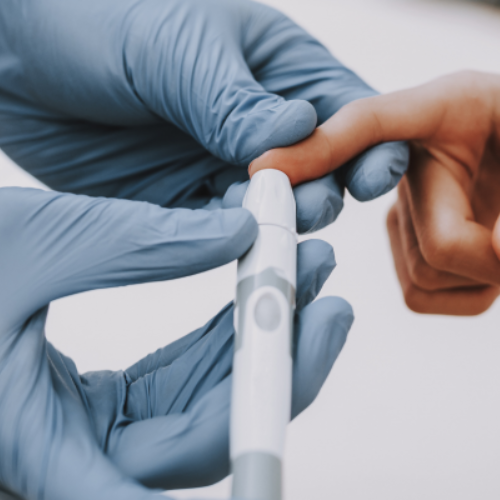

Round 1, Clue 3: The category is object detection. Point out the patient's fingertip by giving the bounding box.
[249,149,296,182]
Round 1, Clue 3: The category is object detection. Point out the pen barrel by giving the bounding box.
[230,170,297,500]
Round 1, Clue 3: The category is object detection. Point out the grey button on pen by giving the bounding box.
[254,293,282,331]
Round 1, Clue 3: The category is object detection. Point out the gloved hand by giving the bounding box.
[0,187,353,500]
[0,0,408,233]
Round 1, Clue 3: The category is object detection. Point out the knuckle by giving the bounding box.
[407,252,443,291]
[419,231,459,271]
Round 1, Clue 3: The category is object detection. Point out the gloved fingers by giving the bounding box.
[0,308,163,500]
[109,377,233,491]
[0,116,235,209]
[0,188,257,332]
[124,305,235,420]
[124,303,233,384]
[110,297,352,490]
[241,6,410,205]
[339,141,409,202]
[124,239,335,414]
[293,175,345,233]
[221,181,249,210]
[244,8,375,126]
[291,296,353,418]
[124,0,317,167]
[222,175,344,234]
[295,239,336,309]
[42,428,165,500]
[205,168,250,201]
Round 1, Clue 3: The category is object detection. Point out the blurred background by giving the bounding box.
[1,0,499,498]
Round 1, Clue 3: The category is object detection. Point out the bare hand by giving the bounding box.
[250,71,500,315]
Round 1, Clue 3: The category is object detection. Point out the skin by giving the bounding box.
[250,71,500,315]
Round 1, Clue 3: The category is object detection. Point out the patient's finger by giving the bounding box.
[387,206,500,315]
[248,79,443,184]
[387,203,413,298]
[404,149,500,286]
[249,72,497,185]
[0,188,257,333]
[396,179,480,290]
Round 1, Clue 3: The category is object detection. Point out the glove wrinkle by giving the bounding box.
[124,304,234,421]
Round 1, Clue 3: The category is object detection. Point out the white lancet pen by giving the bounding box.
[230,169,297,500]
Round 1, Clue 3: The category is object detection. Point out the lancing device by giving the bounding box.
[230,169,297,500]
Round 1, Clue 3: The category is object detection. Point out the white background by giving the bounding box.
[1,0,500,498]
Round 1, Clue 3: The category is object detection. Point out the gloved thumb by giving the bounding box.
[0,188,257,332]
[215,94,318,168]
[125,1,317,167]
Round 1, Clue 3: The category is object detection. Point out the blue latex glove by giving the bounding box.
[0,0,408,233]
[0,187,353,500]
